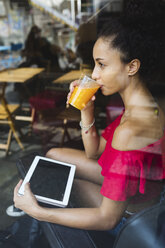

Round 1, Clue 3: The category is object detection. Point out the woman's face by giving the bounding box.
[92,37,129,96]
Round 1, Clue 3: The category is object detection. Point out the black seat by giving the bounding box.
[113,199,165,248]
[40,199,165,248]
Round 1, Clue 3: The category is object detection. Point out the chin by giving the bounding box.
[101,88,113,96]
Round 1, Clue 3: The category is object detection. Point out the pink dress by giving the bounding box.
[98,113,165,203]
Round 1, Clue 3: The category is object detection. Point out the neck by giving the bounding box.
[119,77,156,112]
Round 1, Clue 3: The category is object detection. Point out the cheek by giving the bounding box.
[101,70,127,95]
[110,66,127,84]
[116,72,128,88]
[102,70,119,86]
[116,73,125,84]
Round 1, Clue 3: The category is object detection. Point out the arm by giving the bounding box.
[14,181,129,231]
[80,102,106,159]
[67,81,106,159]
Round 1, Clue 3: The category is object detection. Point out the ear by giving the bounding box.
[127,59,141,76]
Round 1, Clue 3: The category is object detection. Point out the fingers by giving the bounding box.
[14,179,23,194]
[69,80,79,91]
[91,95,96,101]
[24,182,30,192]
[66,80,79,105]
[66,92,72,105]
[14,180,31,197]
[13,180,23,206]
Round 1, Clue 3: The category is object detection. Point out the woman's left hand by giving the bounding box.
[13,180,39,217]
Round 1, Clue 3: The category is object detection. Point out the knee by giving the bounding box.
[45,148,54,159]
[46,148,61,159]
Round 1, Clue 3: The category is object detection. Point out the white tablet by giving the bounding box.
[18,155,76,207]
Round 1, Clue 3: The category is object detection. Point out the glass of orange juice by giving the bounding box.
[68,75,100,110]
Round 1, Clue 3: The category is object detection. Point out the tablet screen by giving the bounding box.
[18,156,76,207]
[30,159,71,201]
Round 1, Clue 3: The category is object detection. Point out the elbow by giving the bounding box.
[100,218,118,231]
[98,211,120,231]
[86,154,98,160]
[85,151,99,160]
[87,215,118,231]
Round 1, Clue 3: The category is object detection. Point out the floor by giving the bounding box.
[0,131,43,230]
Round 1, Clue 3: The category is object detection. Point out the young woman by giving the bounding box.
[14,0,165,234]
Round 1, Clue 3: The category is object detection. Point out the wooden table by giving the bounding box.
[0,67,45,97]
[53,69,92,85]
[0,67,44,83]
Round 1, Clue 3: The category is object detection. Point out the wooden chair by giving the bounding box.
[54,106,81,147]
[33,105,81,148]
[0,82,35,155]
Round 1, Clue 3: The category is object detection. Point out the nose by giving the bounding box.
[92,66,100,81]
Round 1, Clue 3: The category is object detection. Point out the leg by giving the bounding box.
[46,148,103,185]
[71,179,103,208]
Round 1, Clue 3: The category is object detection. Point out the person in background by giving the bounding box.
[14,0,165,236]
[75,22,97,68]
[58,22,97,71]
[20,25,61,71]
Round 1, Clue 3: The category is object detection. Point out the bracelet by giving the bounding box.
[79,119,95,134]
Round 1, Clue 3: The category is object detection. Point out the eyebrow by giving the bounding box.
[96,58,104,61]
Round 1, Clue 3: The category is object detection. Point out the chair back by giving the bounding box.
[113,200,165,248]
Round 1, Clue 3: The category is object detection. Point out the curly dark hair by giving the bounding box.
[98,0,165,86]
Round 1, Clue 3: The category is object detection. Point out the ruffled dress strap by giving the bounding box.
[101,113,123,141]
[98,114,165,201]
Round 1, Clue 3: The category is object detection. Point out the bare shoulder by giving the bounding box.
[111,115,164,151]
[111,119,137,151]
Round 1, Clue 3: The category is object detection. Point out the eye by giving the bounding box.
[98,62,105,68]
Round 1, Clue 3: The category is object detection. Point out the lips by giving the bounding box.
[100,86,105,92]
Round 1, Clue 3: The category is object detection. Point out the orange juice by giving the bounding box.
[69,85,100,110]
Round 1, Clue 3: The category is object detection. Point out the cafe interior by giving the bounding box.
[0,0,165,247]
